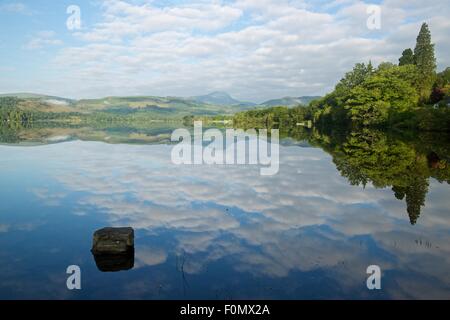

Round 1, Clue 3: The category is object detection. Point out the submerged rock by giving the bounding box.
[91,227,134,254]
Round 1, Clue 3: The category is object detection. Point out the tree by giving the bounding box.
[399,48,414,66]
[343,65,419,126]
[414,23,437,101]
[377,62,395,72]
[336,62,374,91]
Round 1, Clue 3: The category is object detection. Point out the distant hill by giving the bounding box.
[191,92,320,108]
[192,91,253,106]
[0,93,77,113]
[1,93,254,118]
[260,96,321,107]
[1,92,322,118]
[74,95,256,117]
[0,93,74,104]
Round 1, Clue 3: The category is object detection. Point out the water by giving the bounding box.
[0,125,449,299]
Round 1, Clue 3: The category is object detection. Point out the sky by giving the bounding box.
[0,0,449,103]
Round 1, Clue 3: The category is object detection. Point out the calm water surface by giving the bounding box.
[0,127,449,299]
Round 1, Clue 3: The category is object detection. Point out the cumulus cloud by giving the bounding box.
[42,0,450,100]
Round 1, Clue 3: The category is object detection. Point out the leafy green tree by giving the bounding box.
[399,48,414,66]
[336,62,374,92]
[344,86,390,126]
[377,62,395,72]
[414,23,437,101]
[309,62,376,126]
[343,65,419,126]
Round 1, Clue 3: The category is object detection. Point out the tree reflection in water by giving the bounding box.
[307,128,450,225]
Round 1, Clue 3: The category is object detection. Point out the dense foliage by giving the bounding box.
[233,105,315,129]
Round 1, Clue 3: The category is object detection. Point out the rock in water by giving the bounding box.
[91,227,134,254]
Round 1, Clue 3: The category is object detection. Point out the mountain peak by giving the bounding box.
[192,91,240,105]
[207,91,233,98]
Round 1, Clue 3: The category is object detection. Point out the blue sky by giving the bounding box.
[0,0,449,102]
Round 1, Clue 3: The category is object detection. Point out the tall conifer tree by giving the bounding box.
[414,23,437,101]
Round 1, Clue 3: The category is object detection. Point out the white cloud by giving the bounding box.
[135,246,168,268]
[24,30,63,50]
[8,0,450,101]
[75,0,243,42]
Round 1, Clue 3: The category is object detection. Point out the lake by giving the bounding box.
[0,124,449,299]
